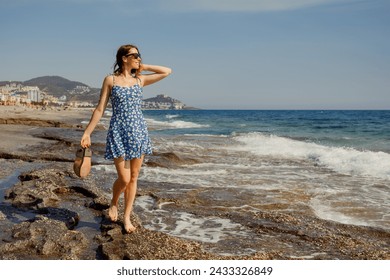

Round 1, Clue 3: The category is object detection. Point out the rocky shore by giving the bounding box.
[0,106,389,260]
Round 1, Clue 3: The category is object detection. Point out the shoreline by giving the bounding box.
[0,105,93,125]
[0,105,91,154]
[0,107,389,260]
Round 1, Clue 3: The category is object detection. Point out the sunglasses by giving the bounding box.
[124,53,141,59]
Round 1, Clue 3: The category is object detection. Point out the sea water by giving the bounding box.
[95,110,390,239]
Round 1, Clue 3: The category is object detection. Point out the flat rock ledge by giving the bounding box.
[0,166,277,260]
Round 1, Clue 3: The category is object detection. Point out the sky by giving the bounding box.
[1,0,389,109]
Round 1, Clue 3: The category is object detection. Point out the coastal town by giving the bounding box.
[0,76,191,110]
[0,82,93,108]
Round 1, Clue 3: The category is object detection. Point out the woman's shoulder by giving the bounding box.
[135,74,144,87]
[103,74,115,86]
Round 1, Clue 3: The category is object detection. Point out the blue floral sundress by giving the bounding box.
[104,76,152,161]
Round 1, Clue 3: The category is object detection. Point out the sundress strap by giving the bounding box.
[111,74,141,87]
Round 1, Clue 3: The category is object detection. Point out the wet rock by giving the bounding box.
[0,117,71,128]
[4,170,67,210]
[35,207,80,229]
[0,217,88,260]
[145,152,199,168]
[99,226,215,260]
[86,196,110,211]
[5,181,59,210]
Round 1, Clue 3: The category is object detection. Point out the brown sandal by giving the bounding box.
[73,147,92,178]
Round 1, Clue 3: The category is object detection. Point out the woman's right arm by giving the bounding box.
[80,76,112,148]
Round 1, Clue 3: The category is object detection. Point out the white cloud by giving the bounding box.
[158,0,360,12]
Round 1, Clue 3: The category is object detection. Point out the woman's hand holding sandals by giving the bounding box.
[81,133,91,148]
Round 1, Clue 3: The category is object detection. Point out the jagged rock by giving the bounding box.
[99,226,215,260]
[4,170,67,210]
[0,218,88,260]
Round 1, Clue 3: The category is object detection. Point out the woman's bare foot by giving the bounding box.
[108,204,118,222]
[124,218,136,233]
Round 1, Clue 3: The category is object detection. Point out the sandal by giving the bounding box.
[73,147,92,178]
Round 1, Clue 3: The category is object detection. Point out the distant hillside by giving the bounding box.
[143,94,197,110]
[0,75,101,102]
[24,76,102,102]
[144,94,182,104]
[24,76,87,96]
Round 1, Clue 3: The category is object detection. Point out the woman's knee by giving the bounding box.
[117,176,131,186]
[129,170,140,183]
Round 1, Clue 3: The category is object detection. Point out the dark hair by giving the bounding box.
[113,44,141,76]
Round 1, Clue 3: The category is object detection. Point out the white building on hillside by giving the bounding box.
[26,87,41,102]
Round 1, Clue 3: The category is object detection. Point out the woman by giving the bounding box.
[80,44,172,233]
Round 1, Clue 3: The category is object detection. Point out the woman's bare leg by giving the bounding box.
[109,158,130,222]
[123,155,144,233]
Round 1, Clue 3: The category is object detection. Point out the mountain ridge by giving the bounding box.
[24,75,88,91]
[0,75,98,100]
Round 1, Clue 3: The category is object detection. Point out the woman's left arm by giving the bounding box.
[139,64,172,87]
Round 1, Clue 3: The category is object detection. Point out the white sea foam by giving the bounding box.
[165,114,179,119]
[183,133,229,138]
[141,166,229,187]
[136,196,250,243]
[144,166,228,177]
[232,132,390,180]
[145,118,209,130]
[310,196,370,227]
[92,164,116,173]
[157,140,205,150]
